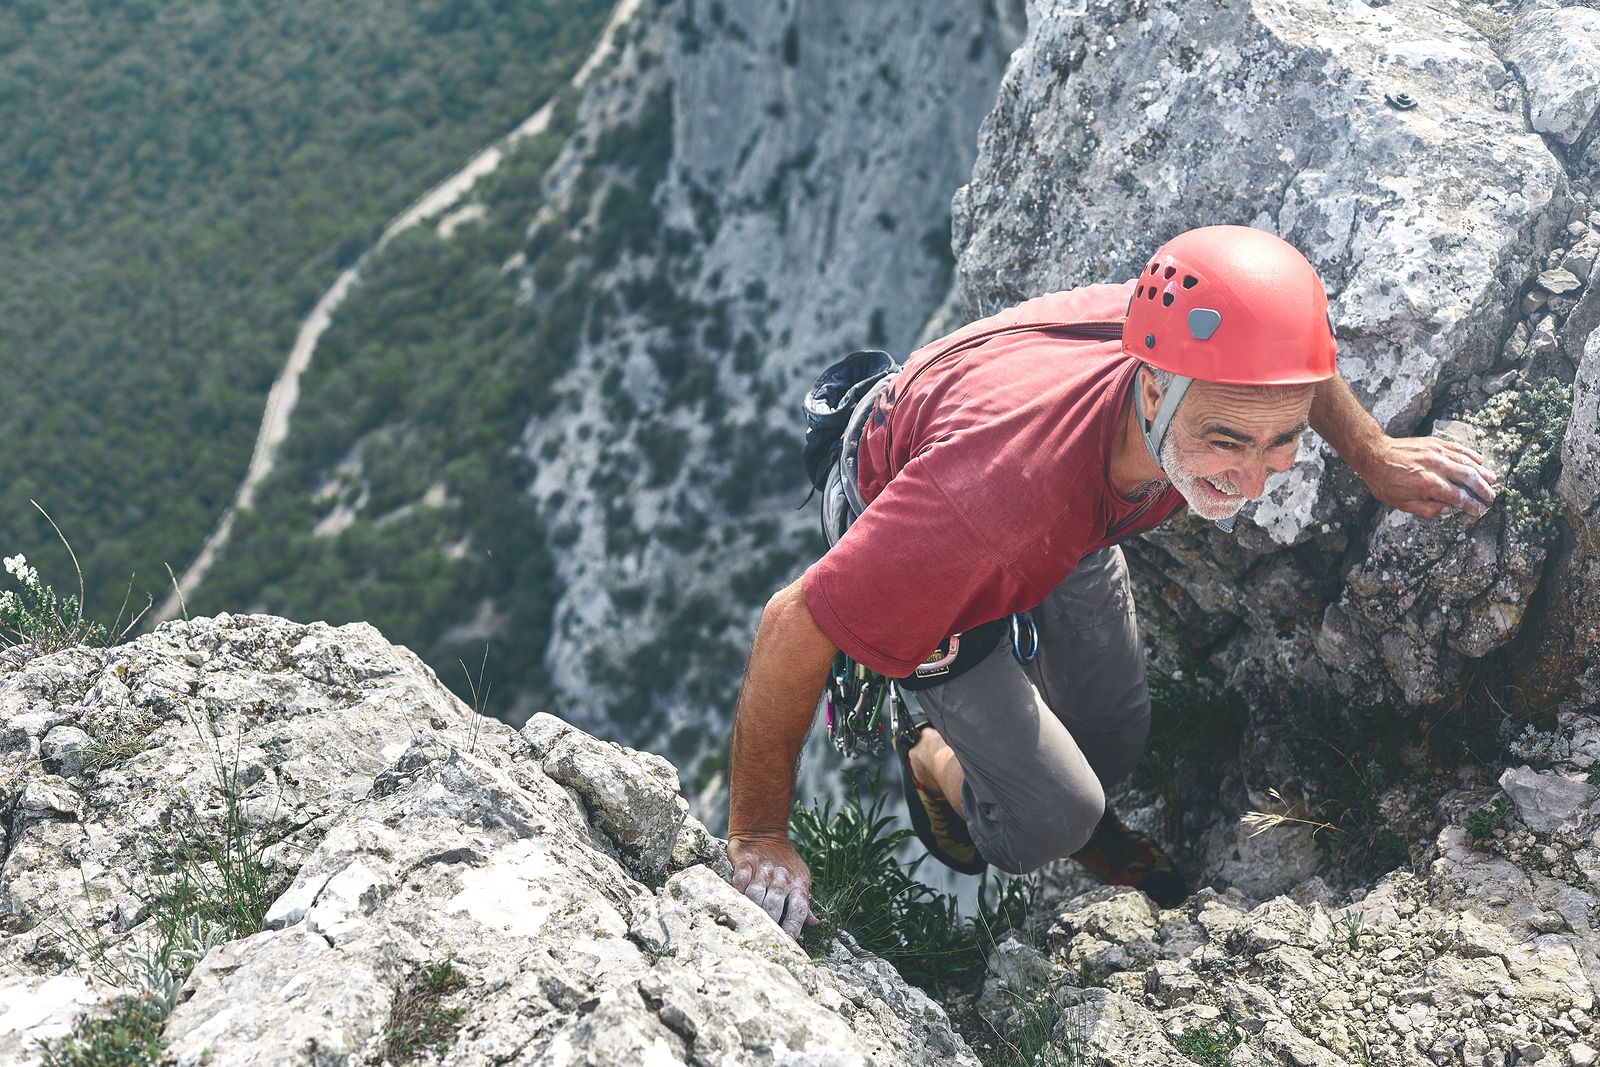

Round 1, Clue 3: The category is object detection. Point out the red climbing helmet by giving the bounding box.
[1122,225,1338,385]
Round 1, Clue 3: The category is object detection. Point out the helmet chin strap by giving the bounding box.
[1138,372,1237,534]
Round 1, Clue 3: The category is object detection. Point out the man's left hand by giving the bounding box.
[1357,436,1499,520]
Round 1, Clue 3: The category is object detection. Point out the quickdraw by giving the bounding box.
[824,652,893,759]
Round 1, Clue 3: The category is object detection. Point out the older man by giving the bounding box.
[724,225,1498,940]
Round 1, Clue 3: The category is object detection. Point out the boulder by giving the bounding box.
[952,0,1587,711]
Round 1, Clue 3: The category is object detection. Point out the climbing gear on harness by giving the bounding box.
[1070,805,1191,909]
[824,653,891,759]
[890,689,988,875]
[1010,611,1039,665]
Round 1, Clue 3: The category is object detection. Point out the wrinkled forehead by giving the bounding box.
[1178,379,1316,431]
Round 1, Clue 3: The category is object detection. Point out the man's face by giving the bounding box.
[1148,374,1316,522]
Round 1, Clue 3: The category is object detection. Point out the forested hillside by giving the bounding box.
[183,1,1015,763]
[0,0,610,618]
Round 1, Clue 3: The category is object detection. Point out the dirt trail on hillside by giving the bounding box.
[155,0,641,625]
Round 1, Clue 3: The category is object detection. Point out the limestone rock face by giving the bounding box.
[1507,7,1600,148]
[952,0,1598,711]
[0,616,975,1066]
[975,737,1600,1065]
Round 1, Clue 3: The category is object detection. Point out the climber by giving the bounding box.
[722,225,1500,941]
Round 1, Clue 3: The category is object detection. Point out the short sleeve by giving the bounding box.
[801,448,1028,677]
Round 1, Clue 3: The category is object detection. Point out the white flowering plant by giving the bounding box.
[0,550,109,652]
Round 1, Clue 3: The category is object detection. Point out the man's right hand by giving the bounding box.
[727,831,818,940]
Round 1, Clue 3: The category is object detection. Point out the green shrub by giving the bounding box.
[39,996,164,1067]
[1172,1018,1246,1065]
[790,769,1033,998]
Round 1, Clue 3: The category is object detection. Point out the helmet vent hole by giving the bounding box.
[1146,288,1156,299]
[1162,292,1175,307]
[1149,264,1159,275]
[1163,266,1176,279]
[1136,285,1144,298]
[1182,275,1199,289]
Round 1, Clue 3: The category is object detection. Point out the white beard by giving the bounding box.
[1160,434,1247,522]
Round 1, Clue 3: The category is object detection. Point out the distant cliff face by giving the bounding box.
[951,0,1600,716]
[516,0,1021,759]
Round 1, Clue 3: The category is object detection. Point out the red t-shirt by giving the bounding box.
[801,279,1184,677]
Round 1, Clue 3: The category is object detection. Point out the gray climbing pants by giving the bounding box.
[898,546,1150,875]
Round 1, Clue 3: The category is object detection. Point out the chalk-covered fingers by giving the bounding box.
[1359,435,1499,520]
[726,832,817,941]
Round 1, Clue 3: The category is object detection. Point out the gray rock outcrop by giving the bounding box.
[0,615,975,1065]
[964,710,1600,1065]
[952,0,1600,713]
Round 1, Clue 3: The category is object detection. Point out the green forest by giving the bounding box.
[0,0,612,621]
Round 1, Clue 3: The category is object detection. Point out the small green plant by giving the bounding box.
[0,502,150,657]
[38,995,165,1067]
[1171,1017,1247,1066]
[382,958,469,1064]
[1460,378,1572,543]
[979,987,1083,1067]
[0,549,106,652]
[1466,795,1515,841]
[1586,765,1600,786]
[1340,909,1366,951]
[790,769,1033,998]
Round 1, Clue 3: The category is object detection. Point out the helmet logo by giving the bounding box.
[1187,308,1222,341]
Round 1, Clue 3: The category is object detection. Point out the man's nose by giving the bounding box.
[1236,456,1271,498]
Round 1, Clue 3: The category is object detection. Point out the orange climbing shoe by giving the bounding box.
[1070,805,1190,908]
[891,697,988,875]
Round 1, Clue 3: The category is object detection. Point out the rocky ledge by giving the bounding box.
[0,614,971,1066]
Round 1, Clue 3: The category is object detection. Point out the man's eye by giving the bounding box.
[1211,440,1237,451]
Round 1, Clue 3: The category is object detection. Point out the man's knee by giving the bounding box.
[984,777,1106,875]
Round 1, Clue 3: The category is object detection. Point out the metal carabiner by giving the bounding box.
[1010,611,1039,665]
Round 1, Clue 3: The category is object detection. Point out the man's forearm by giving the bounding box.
[1308,372,1387,473]
[727,579,838,837]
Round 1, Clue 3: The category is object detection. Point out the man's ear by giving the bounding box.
[1138,367,1163,429]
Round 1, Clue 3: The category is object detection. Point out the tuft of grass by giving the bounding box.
[382,958,469,1065]
[38,995,165,1067]
[37,712,292,1063]
[1171,1018,1247,1066]
[1239,787,1347,839]
[790,769,1033,999]
[979,987,1084,1067]
[1284,695,1417,879]
[1340,909,1366,951]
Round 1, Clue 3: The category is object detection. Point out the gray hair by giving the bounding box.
[1142,364,1179,396]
